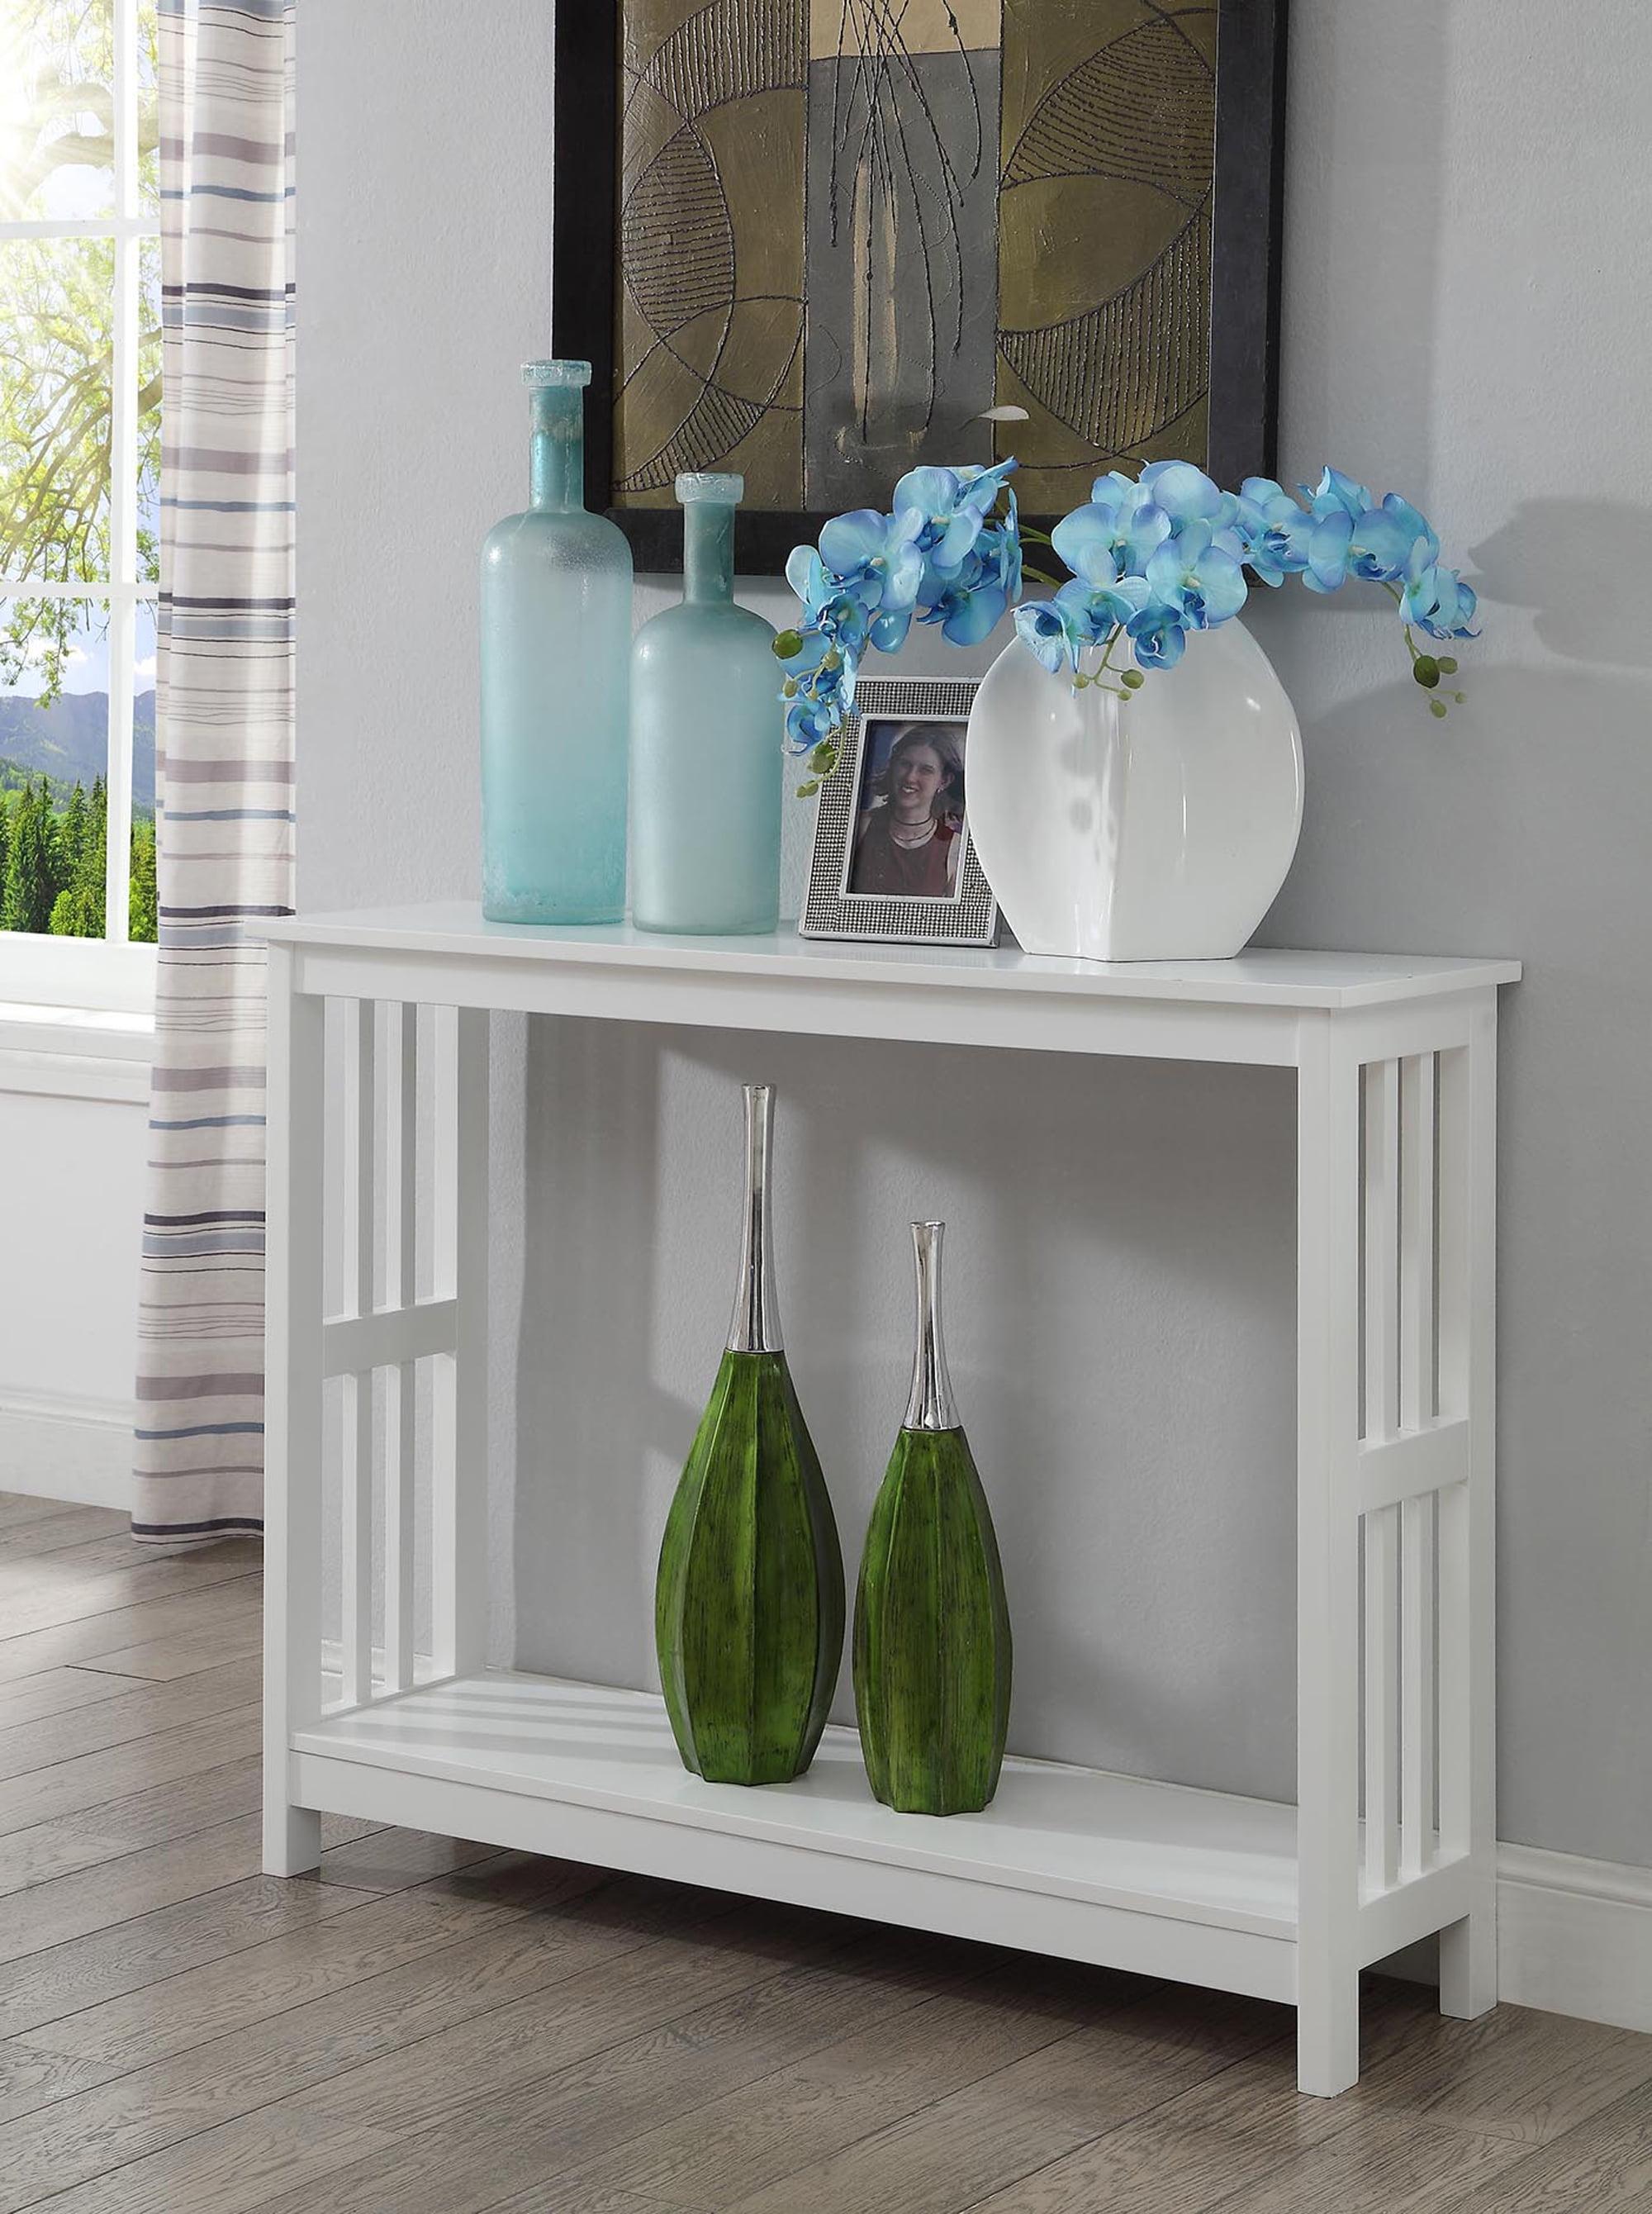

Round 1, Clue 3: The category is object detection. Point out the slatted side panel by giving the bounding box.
[1359,1052,1452,1894]
[319,1000,475,1713]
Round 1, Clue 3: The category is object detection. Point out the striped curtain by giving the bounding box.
[133,0,295,1539]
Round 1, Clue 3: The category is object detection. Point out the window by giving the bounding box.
[0,0,159,1013]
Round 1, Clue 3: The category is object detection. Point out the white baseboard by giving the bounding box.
[0,1389,133,1511]
[1376,1844,1652,2034]
[1497,1844,1652,2034]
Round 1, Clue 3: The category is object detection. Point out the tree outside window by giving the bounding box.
[0,0,160,960]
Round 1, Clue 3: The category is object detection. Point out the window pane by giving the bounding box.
[138,231,159,581]
[137,0,158,216]
[0,0,116,221]
[0,235,114,586]
[0,596,112,939]
[130,596,154,939]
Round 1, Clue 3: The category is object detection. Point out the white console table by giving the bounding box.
[262,904,1519,2097]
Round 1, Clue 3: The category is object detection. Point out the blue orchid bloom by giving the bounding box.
[1126,600,1189,671]
[1137,459,1228,525]
[891,468,987,575]
[1014,596,1088,676]
[786,686,844,753]
[976,514,1023,601]
[1403,543,1480,639]
[892,458,1017,578]
[953,456,1020,514]
[1303,509,1353,592]
[1346,507,1421,584]
[783,547,875,651]
[1056,574,1151,641]
[1145,520,1247,630]
[1301,465,1375,521]
[1304,502,1425,593]
[1051,491,1170,585]
[920,569,1009,645]
[815,504,924,612]
[1236,478,1314,586]
[1382,491,1438,563]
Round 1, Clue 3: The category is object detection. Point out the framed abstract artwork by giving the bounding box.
[553,1,1288,573]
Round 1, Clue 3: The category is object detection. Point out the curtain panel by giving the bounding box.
[134,0,296,1538]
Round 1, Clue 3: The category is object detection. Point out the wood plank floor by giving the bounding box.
[0,1495,1647,2214]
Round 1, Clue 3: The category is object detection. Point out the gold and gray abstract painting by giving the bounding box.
[615,0,1216,514]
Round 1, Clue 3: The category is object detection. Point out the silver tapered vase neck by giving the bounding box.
[727,1083,783,1353]
[904,1220,960,1430]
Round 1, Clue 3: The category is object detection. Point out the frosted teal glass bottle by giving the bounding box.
[480,360,631,923]
[630,473,782,934]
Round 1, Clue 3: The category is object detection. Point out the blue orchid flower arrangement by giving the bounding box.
[776,457,1478,791]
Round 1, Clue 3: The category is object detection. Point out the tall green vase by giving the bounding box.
[655,1085,845,1785]
[854,1221,1012,1815]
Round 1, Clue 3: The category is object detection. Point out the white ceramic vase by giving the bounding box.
[964,618,1304,962]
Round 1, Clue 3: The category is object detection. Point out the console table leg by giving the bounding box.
[1437,998,1499,2018]
[263,943,325,1876]
[1295,1014,1362,2095]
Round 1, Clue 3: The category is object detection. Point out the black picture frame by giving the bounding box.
[554,0,1289,577]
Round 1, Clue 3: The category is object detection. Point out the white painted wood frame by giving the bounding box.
[261,907,1518,2097]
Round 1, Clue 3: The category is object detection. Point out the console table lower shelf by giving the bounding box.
[288,1670,1469,2016]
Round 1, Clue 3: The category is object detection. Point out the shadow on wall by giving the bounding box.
[509,1019,1300,1802]
[1259,643,1652,1857]
[1473,501,1652,670]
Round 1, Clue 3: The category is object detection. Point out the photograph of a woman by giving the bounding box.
[847,720,967,900]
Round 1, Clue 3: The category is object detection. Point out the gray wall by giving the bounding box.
[298,2,1652,1865]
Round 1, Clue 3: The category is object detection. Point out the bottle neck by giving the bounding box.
[727,1085,783,1353]
[683,499,736,604]
[529,386,586,513]
[904,1221,960,1431]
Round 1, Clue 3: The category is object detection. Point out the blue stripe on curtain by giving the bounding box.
[134,0,295,1540]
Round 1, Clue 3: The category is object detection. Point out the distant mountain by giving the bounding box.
[0,691,156,812]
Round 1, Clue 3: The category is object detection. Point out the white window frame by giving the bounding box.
[0,0,159,1016]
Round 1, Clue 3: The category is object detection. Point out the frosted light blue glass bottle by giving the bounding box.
[480,360,631,924]
[630,473,781,934]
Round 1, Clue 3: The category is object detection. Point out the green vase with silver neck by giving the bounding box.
[853,1220,1013,1815]
[654,1083,845,1784]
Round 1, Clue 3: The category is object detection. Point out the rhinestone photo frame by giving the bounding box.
[800,678,998,947]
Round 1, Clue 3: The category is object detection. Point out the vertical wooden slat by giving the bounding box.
[339,999,374,1708]
[382,1003,419,1693]
[1364,1501,1400,1892]
[263,944,325,1876]
[1399,1052,1438,1877]
[1400,1053,1437,1432]
[1363,1059,1401,1443]
[1401,1493,1436,1875]
[432,1006,490,1679]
